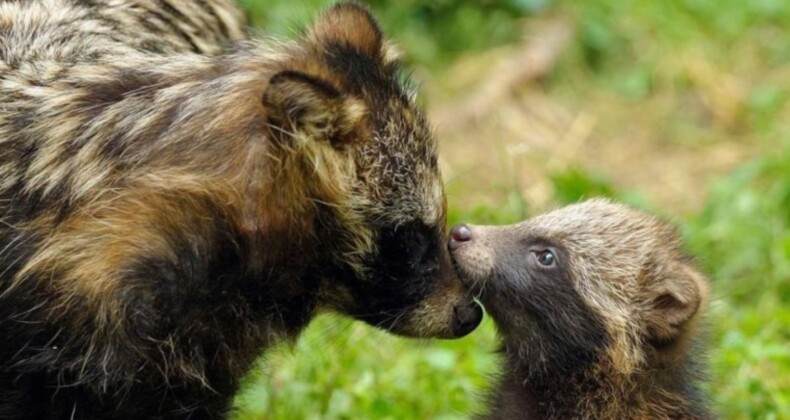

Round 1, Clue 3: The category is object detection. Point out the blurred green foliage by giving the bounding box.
[239,0,546,67]
[549,167,617,204]
[685,147,790,418]
[233,0,789,418]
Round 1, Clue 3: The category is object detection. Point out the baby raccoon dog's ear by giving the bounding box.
[307,2,383,58]
[643,259,709,347]
[263,70,367,148]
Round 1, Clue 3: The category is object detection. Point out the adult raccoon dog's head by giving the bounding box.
[261,3,482,338]
[449,199,709,376]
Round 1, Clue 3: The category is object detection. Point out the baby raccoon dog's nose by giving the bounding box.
[452,301,484,337]
[449,224,472,250]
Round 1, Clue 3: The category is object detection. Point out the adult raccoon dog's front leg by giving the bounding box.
[1,3,481,418]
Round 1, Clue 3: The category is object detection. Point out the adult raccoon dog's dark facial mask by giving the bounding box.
[349,219,482,339]
[263,3,482,338]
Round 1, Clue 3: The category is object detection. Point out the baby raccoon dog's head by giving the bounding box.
[449,199,709,378]
[261,3,482,338]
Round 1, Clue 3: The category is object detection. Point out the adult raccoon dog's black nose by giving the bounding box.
[452,301,483,337]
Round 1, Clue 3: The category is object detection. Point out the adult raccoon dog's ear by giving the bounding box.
[307,2,383,58]
[263,70,367,147]
[642,258,709,347]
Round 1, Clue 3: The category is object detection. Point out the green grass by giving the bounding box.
[685,148,790,418]
[233,1,790,418]
[234,317,500,420]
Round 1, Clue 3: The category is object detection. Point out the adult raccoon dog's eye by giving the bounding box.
[533,250,557,267]
[408,229,432,266]
[379,222,437,273]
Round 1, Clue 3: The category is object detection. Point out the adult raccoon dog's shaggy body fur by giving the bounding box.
[0,1,482,418]
[450,199,711,419]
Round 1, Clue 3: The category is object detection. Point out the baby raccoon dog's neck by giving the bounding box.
[492,335,709,419]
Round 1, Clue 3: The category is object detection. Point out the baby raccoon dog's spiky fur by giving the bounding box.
[450,199,712,419]
[0,1,482,418]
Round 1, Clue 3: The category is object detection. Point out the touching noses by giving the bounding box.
[449,223,472,250]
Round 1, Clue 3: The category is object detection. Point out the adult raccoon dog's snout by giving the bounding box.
[340,220,483,339]
[451,300,483,337]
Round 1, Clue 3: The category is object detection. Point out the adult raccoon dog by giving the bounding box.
[0,1,482,418]
[450,199,711,419]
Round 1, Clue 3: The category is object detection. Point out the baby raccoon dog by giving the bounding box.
[450,199,711,419]
[0,1,482,418]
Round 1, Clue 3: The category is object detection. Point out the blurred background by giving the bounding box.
[235,0,789,418]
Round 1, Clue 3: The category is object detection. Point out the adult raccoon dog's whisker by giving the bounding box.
[0,1,482,418]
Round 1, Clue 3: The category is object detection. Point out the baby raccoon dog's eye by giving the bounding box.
[532,250,557,267]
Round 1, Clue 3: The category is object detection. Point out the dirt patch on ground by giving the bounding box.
[424,18,753,216]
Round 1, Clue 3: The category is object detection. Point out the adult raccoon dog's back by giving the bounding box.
[0,1,482,418]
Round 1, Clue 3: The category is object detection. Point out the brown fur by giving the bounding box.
[451,199,712,419]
